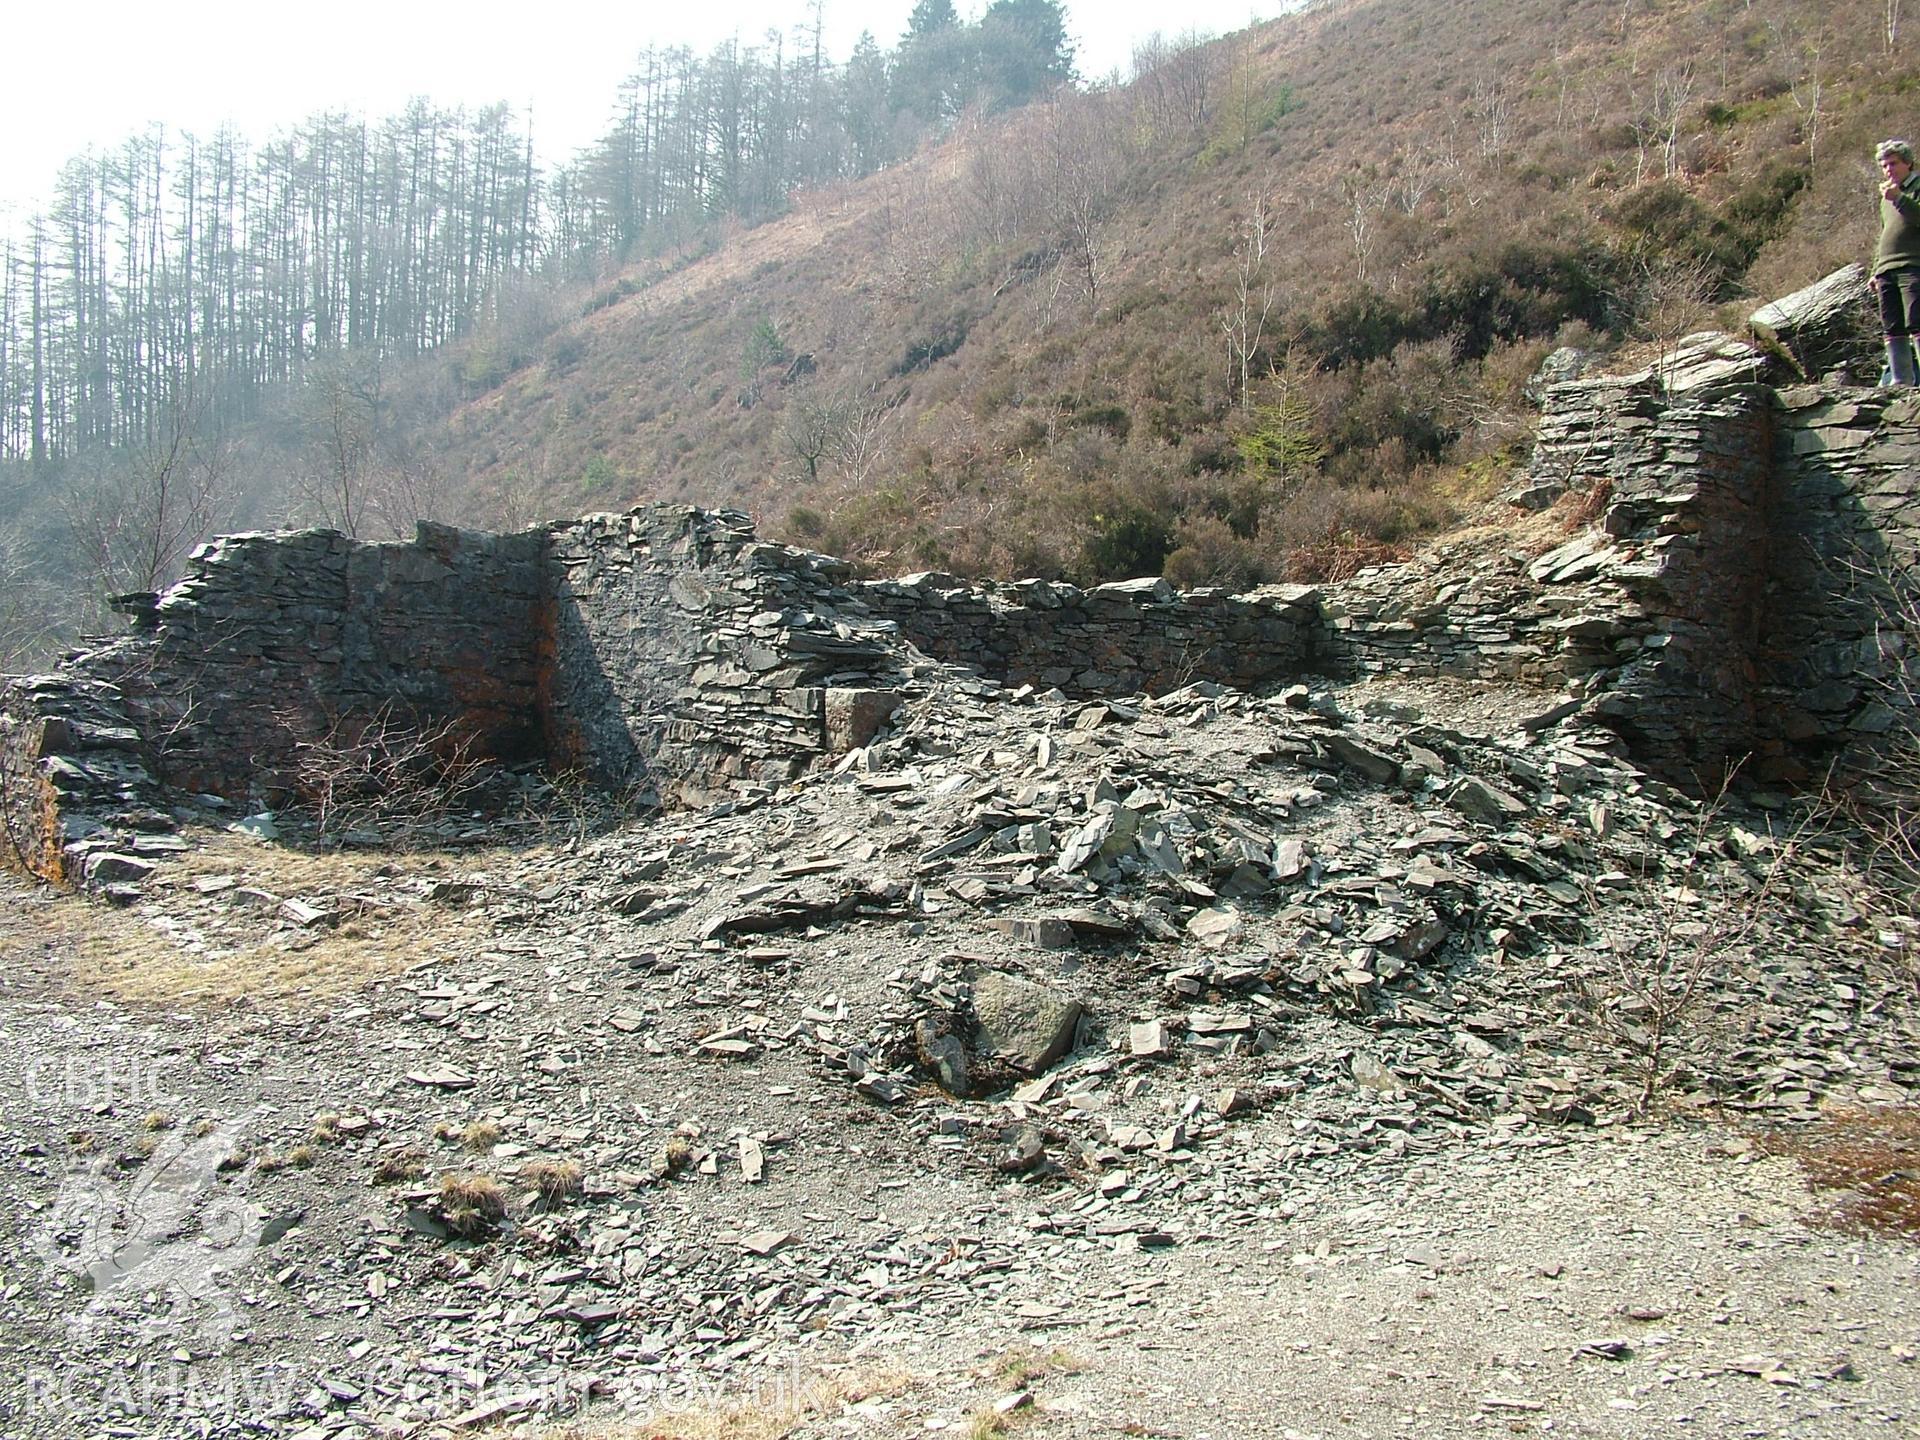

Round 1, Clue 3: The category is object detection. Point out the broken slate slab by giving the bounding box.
[1323,733,1401,785]
[1129,1019,1173,1060]
[82,852,157,885]
[1446,776,1530,826]
[1186,907,1241,946]
[407,1064,477,1091]
[991,917,1078,950]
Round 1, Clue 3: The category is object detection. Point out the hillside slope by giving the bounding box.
[431,0,1908,587]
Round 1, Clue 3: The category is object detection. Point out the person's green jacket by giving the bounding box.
[1874,171,1920,275]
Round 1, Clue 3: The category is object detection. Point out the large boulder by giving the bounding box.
[971,971,1083,1075]
[1750,264,1878,382]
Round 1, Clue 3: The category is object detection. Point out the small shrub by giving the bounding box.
[1186,430,1238,474]
[1072,404,1132,440]
[276,701,493,846]
[741,317,791,376]
[1252,84,1301,132]
[783,505,828,542]
[1236,395,1326,494]
[1078,506,1174,582]
[1163,515,1270,592]
[894,312,972,375]
[580,455,617,492]
[1004,415,1051,455]
[458,344,510,394]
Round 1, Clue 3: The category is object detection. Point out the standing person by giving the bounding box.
[1873,139,1920,386]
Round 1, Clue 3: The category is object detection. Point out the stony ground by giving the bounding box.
[1,673,1916,1440]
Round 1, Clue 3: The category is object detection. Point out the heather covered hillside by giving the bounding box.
[436,0,1913,586]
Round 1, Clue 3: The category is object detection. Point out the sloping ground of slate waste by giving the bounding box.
[0,671,1917,1440]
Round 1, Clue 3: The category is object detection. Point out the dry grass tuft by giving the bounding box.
[287,1143,320,1169]
[655,1135,695,1179]
[310,1113,344,1146]
[460,1119,504,1153]
[990,1347,1079,1388]
[437,1171,508,1238]
[541,1367,913,1440]
[1760,1105,1920,1239]
[521,1157,585,1206]
[1558,475,1615,534]
[371,1146,427,1186]
[18,829,549,1012]
[143,1110,174,1132]
[1288,534,1411,584]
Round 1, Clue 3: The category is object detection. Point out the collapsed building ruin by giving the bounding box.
[4,287,1919,889]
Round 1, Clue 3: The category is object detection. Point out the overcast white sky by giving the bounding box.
[0,1,1279,217]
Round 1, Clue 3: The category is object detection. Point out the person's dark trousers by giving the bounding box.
[1876,269,1920,384]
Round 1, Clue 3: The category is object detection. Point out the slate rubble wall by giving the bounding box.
[540,510,1326,802]
[99,522,551,804]
[848,573,1321,696]
[1310,377,1780,783]
[1762,386,1920,779]
[541,506,910,806]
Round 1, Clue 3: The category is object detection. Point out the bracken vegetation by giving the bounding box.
[0,0,1914,663]
[1762,1105,1920,1238]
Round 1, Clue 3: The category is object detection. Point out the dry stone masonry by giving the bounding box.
[5,311,1920,887]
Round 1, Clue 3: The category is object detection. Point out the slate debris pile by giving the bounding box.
[3,663,1918,1438]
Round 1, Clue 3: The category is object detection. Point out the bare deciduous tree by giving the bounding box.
[1341,171,1386,285]
[1221,191,1279,408]
[1770,18,1829,173]
[786,382,903,487]
[1630,64,1696,183]
[60,367,234,623]
[1467,76,1515,162]
[1129,29,1218,142]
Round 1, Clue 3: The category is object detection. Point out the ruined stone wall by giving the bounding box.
[848,573,1321,696]
[542,507,908,805]
[1762,387,1920,781]
[0,675,163,884]
[7,363,1920,886]
[1315,377,1779,783]
[77,522,548,806]
[541,511,1328,802]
